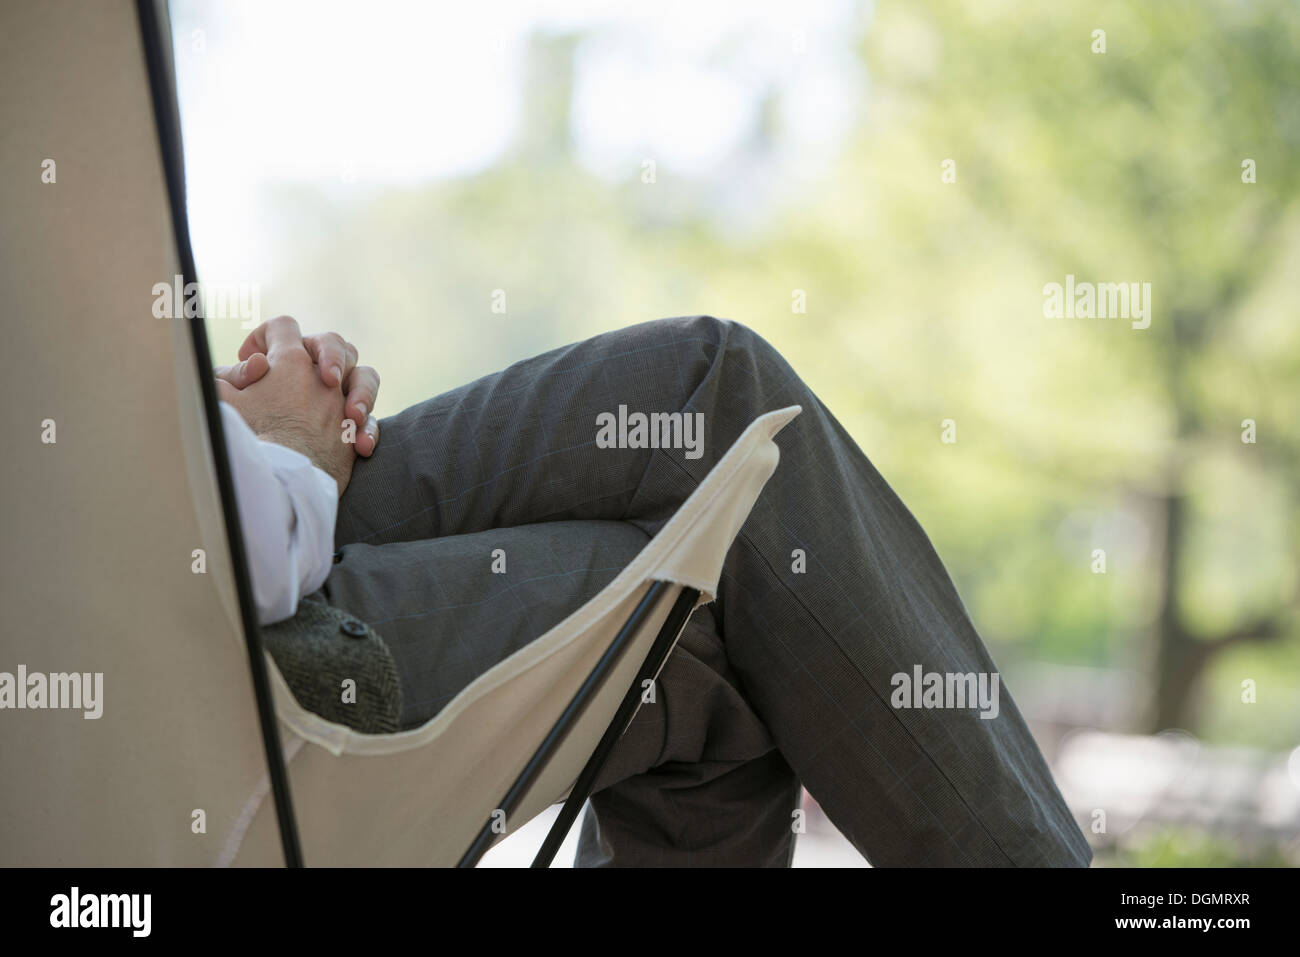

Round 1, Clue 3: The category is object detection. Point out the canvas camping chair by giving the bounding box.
[0,0,800,867]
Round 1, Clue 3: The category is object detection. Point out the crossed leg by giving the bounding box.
[324,315,1092,867]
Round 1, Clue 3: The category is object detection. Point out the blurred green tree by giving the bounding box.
[812,0,1300,731]
[223,1,1300,739]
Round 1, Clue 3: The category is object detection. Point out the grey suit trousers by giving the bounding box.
[319,315,1093,868]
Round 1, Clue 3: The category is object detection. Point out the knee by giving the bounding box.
[647,313,730,345]
[656,315,786,371]
[638,315,797,403]
[708,316,794,385]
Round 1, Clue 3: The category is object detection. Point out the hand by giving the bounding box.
[215,316,359,495]
[214,319,382,456]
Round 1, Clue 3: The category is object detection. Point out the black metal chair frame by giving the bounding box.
[459,582,700,868]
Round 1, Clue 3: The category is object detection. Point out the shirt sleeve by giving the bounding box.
[219,402,339,626]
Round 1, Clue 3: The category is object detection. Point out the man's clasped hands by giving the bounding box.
[214,315,380,495]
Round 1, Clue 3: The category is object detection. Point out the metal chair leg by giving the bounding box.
[457,582,699,868]
[530,585,699,868]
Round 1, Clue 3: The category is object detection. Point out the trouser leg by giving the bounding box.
[336,315,1091,866]
[576,607,804,867]
[324,520,650,729]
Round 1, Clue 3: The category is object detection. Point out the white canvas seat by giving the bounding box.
[0,0,800,866]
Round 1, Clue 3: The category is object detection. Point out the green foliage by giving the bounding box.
[208,2,1300,745]
[1101,826,1294,867]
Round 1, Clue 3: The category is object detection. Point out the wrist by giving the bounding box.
[256,426,345,494]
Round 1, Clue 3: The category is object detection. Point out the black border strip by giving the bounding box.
[135,0,303,867]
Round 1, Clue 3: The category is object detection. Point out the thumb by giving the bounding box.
[214,378,242,406]
[213,353,270,390]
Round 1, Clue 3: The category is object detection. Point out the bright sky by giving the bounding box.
[169,0,864,283]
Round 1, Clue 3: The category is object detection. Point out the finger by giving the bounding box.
[303,332,357,389]
[236,321,272,361]
[258,315,304,360]
[355,414,380,457]
[303,333,346,388]
[342,365,380,425]
[212,353,270,390]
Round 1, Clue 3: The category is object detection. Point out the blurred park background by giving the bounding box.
[170,0,1300,866]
